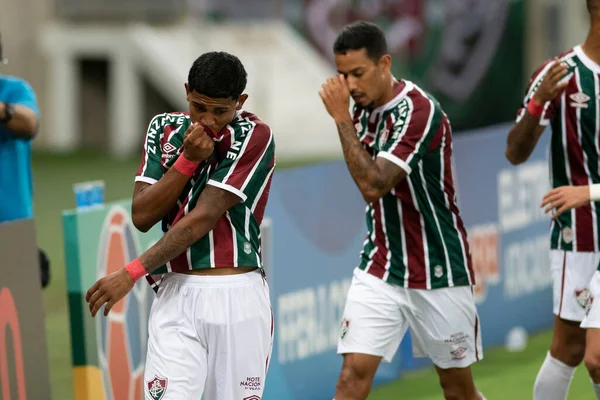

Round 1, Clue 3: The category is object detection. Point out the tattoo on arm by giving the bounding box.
[336,120,405,196]
[139,226,196,274]
[336,120,381,189]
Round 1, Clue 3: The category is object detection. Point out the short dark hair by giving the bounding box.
[589,0,600,12]
[333,21,388,61]
[188,51,247,100]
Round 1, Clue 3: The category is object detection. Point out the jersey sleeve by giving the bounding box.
[135,114,165,185]
[515,59,563,126]
[208,122,275,203]
[377,95,442,175]
[10,79,39,115]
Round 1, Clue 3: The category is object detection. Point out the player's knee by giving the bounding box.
[336,362,372,399]
[551,340,586,366]
[585,348,600,381]
[439,380,466,400]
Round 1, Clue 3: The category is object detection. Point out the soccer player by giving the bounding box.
[319,21,485,400]
[506,2,600,399]
[86,51,276,400]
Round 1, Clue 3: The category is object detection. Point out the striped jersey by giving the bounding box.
[135,110,276,279]
[355,80,474,289]
[516,45,600,252]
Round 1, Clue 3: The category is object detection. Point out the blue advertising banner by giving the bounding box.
[62,123,554,400]
[263,123,554,399]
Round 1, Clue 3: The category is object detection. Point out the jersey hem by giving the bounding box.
[377,152,412,175]
[207,179,248,202]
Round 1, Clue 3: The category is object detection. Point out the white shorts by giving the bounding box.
[337,268,482,369]
[581,270,600,328]
[550,250,600,322]
[143,270,273,400]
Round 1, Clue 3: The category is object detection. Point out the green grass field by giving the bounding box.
[33,152,594,399]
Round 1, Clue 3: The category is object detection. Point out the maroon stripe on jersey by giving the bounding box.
[223,124,271,190]
[392,90,432,161]
[397,180,426,288]
[427,124,444,151]
[441,118,474,282]
[253,163,275,224]
[212,216,235,266]
[366,201,387,280]
[564,79,594,250]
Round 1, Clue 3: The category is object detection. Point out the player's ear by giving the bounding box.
[185,83,191,99]
[236,94,248,110]
[378,54,392,73]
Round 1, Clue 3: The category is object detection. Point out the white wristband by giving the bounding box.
[590,184,600,201]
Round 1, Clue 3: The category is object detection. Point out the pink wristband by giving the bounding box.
[527,98,545,118]
[173,154,199,176]
[125,259,147,282]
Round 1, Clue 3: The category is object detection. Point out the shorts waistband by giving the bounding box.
[161,269,264,287]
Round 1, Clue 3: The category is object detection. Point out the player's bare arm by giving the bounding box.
[0,102,38,138]
[320,75,406,203]
[506,61,568,165]
[541,185,593,219]
[86,184,239,317]
[131,123,214,232]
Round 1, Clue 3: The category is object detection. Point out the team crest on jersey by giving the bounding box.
[575,288,594,314]
[570,92,590,109]
[340,318,350,339]
[562,227,574,244]
[378,127,390,148]
[147,376,168,400]
[243,396,261,400]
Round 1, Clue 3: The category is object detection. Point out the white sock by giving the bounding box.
[533,352,576,400]
[592,379,600,399]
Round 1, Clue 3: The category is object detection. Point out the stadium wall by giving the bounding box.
[62,122,554,399]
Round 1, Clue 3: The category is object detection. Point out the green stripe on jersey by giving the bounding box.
[381,193,405,285]
[424,130,470,287]
[549,95,572,250]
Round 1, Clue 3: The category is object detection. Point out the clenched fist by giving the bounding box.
[183,122,215,163]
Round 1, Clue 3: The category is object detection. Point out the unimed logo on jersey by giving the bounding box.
[96,206,152,400]
[0,287,26,400]
[468,224,500,304]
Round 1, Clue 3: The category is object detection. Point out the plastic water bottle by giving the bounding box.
[73,180,105,210]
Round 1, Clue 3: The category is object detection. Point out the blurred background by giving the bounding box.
[1,0,597,399]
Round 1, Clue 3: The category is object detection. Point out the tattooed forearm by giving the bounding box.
[138,226,197,273]
[336,120,382,190]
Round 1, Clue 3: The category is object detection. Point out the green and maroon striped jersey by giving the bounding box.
[355,80,474,289]
[135,111,275,285]
[517,46,600,252]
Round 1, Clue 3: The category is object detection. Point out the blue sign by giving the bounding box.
[263,123,554,399]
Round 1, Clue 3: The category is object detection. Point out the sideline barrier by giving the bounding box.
[0,219,51,399]
[63,123,554,399]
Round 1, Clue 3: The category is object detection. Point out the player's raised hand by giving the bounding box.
[533,61,569,104]
[183,123,215,163]
[541,185,590,219]
[86,269,134,317]
[320,75,352,123]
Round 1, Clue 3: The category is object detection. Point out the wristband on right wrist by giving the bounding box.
[527,97,545,118]
[125,259,147,282]
[173,153,199,176]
